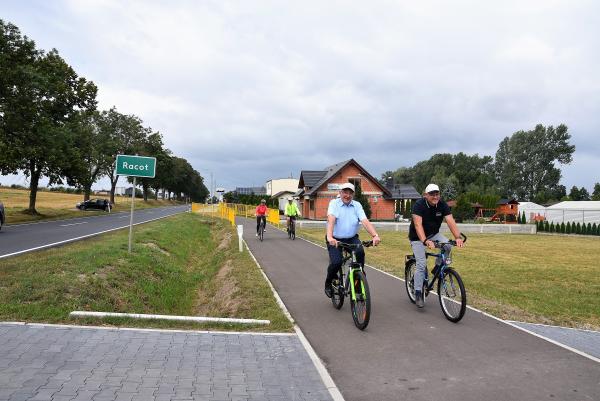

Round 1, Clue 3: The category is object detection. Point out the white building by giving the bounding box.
[265,178,299,196]
[517,201,546,222]
[545,201,600,224]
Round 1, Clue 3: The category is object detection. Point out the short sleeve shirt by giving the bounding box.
[327,198,367,239]
[408,198,451,241]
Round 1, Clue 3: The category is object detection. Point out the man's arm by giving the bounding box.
[326,214,337,246]
[360,218,381,246]
[413,214,434,249]
[444,214,464,247]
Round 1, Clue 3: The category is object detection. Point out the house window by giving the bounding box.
[310,200,315,211]
[349,178,361,190]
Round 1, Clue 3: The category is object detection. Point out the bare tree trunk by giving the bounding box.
[27,163,40,215]
[110,174,119,204]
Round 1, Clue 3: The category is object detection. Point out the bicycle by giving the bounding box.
[405,233,467,322]
[330,240,373,330]
[287,216,296,240]
[257,216,266,241]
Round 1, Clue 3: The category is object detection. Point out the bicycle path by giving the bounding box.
[240,218,600,401]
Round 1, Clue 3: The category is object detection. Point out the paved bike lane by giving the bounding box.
[240,218,600,401]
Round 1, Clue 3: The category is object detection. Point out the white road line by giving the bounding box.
[60,222,88,227]
[243,236,345,401]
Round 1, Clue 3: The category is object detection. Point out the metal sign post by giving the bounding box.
[115,155,157,254]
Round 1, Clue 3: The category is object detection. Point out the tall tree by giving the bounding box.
[494,124,575,201]
[569,186,581,201]
[592,183,600,201]
[0,21,97,213]
[63,110,114,200]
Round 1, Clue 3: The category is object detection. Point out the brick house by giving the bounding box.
[296,159,395,220]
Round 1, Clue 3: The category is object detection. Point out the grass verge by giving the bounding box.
[0,187,183,225]
[0,213,293,332]
[297,227,600,331]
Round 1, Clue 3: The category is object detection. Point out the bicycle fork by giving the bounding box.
[348,267,365,301]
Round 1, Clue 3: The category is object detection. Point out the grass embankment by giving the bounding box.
[297,227,600,330]
[0,187,182,225]
[0,213,293,332]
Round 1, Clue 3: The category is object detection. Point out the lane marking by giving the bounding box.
[242,234,345,401]
[60,222,89,227]
[0,211,185,259]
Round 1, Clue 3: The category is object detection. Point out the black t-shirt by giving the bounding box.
[408,198,452,241]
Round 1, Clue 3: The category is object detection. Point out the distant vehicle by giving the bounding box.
[76,199,111,211]
[0,201,4,230]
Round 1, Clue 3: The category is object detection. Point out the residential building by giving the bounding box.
[297,159,395,220]
[265,178,299,196]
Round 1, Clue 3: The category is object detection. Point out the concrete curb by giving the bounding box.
[69,311,270,325]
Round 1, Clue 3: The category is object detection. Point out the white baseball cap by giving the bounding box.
[424,183,440,193]
[287,196,293,200]
[340,182,355,192]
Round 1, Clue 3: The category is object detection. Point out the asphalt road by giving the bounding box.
[0,205,189,259]
[240,218,600,401]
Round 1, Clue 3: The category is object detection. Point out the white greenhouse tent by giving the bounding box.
[517,201,546,222]
[545,201,600,224]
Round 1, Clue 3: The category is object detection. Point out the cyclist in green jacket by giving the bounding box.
[284,197,301,232]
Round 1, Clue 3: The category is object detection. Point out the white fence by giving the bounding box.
[292,220,536,234]
[523,208,600,225]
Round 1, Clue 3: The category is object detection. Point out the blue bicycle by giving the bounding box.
[405,233,467,322]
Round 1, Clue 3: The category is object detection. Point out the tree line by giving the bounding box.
[381,123,600,221]
[0,20,208,214]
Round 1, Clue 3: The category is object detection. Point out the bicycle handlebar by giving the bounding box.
[337,240,373,250]
[430,233,467,248]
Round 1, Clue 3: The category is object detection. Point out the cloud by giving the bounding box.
[2,0,599,191]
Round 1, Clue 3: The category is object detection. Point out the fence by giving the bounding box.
[191,203,280,228]
[522,208,600,225]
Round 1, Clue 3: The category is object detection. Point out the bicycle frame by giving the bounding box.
[340,248,365,301]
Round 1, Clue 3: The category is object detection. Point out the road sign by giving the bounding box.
[116,155,156,178]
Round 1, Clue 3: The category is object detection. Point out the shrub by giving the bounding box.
[544,221,550,232]
[549,222,555,232]
[587,223,592,236]
[576,222,582,234]
[593,223,598,236]
[560,222,566,234]
[566,222,572,234]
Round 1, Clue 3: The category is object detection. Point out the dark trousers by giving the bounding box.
[256,216,266,233]
[325,235,364,285]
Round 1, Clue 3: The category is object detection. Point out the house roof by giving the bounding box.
[271,190,295,199]
[298,171,328,188]
[300,159,392,197]
[387,184,421,200]
[497,198,519,205]
[547,201,600,209]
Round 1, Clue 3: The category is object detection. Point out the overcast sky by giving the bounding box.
[2,0,599,192]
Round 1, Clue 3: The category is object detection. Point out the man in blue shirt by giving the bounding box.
[324,182,381,298]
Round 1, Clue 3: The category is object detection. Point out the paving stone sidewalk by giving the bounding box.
[0,323,333,401]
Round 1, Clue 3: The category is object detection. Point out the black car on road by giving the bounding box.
[76,198,111,211]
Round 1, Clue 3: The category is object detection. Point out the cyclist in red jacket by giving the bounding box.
[255,199,268,237]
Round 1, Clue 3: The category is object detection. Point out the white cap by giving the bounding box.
[287,196,293,200]
[340,182,355,192]
[424,183,440,193]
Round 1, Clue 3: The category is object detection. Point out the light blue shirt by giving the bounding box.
[327,198,367,238]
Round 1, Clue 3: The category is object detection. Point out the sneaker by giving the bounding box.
[324,284,333,298]
[415,291,424,308]
[255,233,258,237]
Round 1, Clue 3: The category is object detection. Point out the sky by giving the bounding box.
[2,0,599,193]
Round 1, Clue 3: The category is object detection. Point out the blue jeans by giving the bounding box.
[325,235,364,285]
[409,233,451,292]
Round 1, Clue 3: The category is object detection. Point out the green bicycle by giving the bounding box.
[330,240,373,330]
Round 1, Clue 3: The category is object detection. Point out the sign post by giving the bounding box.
[116,155,157,253]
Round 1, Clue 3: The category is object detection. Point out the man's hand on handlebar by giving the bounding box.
[327,236,338,247]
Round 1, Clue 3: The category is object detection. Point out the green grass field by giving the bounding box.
[0,213,293,332]
[297,227,600,330]
[0,187,183,224]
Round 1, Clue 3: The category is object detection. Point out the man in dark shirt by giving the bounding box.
[409,183,463,308]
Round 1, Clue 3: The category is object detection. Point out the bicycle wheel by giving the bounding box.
[331,271,344,309]
[405,260,417,304]
[437,268,466,322]
[350,271,371,330]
